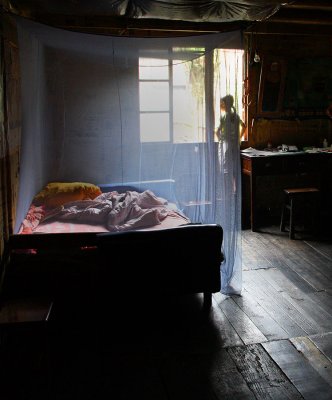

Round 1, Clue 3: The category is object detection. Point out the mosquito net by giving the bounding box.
[15,17,243,295]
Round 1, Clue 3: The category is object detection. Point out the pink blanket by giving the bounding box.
[42,190,171,232]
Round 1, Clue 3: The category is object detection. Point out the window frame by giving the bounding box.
[139,48,245,144]
[139,56,173,143]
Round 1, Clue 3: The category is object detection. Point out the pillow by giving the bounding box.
[33,182,102,207]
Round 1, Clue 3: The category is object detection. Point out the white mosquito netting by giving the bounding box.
[15,18,243,295]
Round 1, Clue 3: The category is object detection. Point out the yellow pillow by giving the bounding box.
[34,182,102,207]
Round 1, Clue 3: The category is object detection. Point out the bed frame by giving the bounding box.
[4,224,223,310]
[2,182,223,311]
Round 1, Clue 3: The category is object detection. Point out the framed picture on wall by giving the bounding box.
[258,57,286,116]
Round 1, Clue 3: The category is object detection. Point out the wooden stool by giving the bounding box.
[280,188,320,239]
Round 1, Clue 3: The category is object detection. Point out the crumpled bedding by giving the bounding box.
[20,204,46,234]
[38,190,174,232]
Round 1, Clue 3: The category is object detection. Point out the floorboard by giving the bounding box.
[263,340,332,400]
[1,224,332,399]
[290,336,332,388]
[309,290,332,315]
[304,239,332,261]
[309,332,332,363]
[270,234,332,285]
[228,343,303,399]
[256,269,332,333]
[233,288,290,341]
[245,230,329,292]
[251,269,332,335]
[244,270,310,338]
[242,239,274,271]
[214,292,268,345]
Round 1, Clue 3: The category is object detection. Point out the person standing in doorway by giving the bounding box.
[215,94,245,295]
[216,95,245,170]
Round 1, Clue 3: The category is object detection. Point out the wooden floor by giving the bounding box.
[2,225,332,399]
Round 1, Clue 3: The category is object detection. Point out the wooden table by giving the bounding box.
[241,150,332,231]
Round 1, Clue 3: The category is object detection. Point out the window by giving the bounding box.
[214,49,246,141]
[139,48,244,143]
[139,57,170,142]
[173,54,206,143]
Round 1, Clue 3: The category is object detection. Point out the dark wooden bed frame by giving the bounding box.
[2,180,224,312]
[3,224,224,311]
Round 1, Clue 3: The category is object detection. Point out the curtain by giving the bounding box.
[15,18,243,295]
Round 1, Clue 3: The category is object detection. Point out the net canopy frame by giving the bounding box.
[16,17,243,295]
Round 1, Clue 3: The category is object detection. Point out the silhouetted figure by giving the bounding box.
[216,95,245,175]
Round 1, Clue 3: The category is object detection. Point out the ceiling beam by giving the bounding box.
[267,7,332,25]
[284,1,332,12]
[245,21,332,36]
[268,17,332,25]
[17,14,248,36]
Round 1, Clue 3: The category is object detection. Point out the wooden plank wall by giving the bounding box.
[244,33,332,150]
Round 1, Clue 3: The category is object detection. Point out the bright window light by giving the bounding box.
[139,48,244,143]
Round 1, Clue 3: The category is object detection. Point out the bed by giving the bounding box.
[4,182,224,310]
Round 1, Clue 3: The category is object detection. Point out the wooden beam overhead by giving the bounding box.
[245,21,332,36]
[16,14,248,36]
[267,7,332,25]
[284,1,332,12]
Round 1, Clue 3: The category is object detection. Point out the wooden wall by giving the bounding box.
[244,33,332,150]
[0,15,21,262]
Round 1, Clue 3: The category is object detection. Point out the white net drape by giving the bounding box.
[15,18,243,295]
